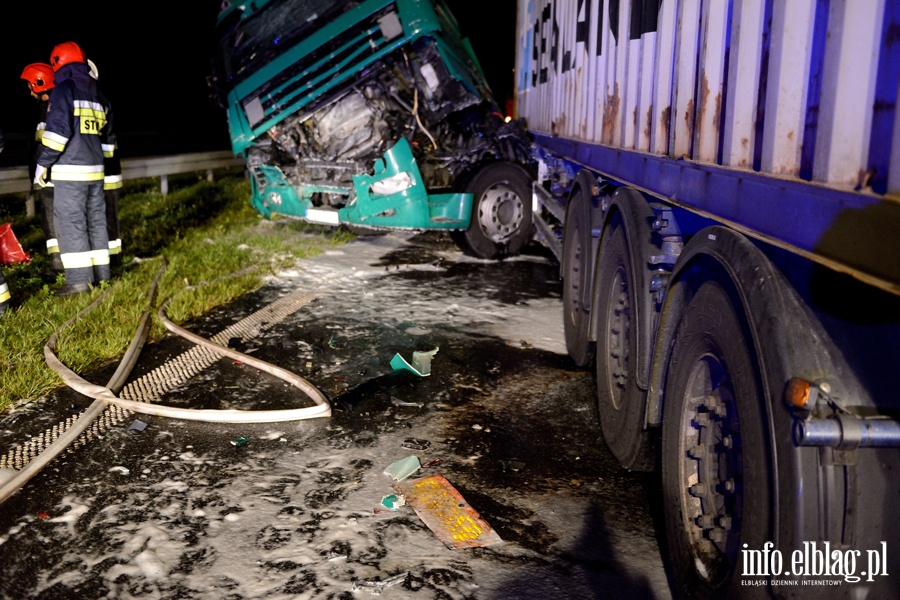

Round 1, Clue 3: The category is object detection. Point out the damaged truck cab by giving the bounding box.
[210,0,535,259]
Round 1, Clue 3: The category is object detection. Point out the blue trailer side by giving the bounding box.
[516,0,900,597]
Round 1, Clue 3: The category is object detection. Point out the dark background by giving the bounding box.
[0,0,516,167]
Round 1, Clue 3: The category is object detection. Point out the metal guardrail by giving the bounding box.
[0,151,245,196]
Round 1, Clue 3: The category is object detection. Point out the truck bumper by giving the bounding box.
[250,138,472,230]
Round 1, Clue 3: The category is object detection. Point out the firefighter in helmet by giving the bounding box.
[34,41,116,295]
[21,62,63,273]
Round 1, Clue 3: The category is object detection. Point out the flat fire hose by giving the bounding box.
[0,260,331,504]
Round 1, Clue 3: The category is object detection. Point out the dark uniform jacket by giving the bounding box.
[37,63,115,180]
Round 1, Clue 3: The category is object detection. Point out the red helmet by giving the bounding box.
[21,63,55,93]
[49,41,86,72]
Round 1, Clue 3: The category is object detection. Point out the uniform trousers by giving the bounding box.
[53,179,110,285]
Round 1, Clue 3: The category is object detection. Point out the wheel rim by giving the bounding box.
[476,183,525,243]
[603,265,630,410]
[676,354,741,586]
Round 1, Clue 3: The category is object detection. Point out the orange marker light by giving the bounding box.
[785,377,812,408]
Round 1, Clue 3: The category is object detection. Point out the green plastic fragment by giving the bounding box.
[380,493,406,511]
[384,455,421,482]
[390,347,439,377]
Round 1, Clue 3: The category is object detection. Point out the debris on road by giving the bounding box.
[351,571,409,594]
[400,438,430,451]
[379,493,406,511]
[383,455,420,482]
[391,396,424,408]
[395,473,503,549]
[390,347,439,377]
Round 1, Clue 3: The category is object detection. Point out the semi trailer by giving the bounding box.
[516,0,900,597]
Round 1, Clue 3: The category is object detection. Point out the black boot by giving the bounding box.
[54,283,91,297]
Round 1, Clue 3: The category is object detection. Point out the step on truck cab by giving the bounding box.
[209,0,536,260]
[516,0,900,598]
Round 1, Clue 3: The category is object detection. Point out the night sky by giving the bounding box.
[0,0,516,167]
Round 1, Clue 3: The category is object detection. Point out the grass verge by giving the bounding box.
[0,171,353,413]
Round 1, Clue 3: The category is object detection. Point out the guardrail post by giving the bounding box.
[160,175,169,196]
[25,193,35,219]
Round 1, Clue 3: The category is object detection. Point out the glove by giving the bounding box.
[34,164,48,188]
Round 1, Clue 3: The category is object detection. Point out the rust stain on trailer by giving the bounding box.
[602,83,620,145]
[697,73,709,128]
[696,73,717,150]
[552,113,567,136]
[714,94,721,136]
[661,106,671,150]
[644,105,652,146]
[684,98,694,141]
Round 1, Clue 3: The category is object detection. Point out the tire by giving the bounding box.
[451,162,533,260]
[562,188,594,367]
[661,275,771,598]
[594,212,656,471]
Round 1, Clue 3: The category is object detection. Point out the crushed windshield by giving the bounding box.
[219,0,351,83]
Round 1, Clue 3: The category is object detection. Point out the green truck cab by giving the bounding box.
[209,0,534,259]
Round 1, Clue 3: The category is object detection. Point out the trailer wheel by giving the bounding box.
[451,162,533,260]
[594,212,656,470]
[661,274,770,597]
[563,188,594,367]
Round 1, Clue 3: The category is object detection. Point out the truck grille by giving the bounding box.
[244,3,401,130]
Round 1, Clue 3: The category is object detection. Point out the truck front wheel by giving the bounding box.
[661,273,771,598]
[451,162,533,260]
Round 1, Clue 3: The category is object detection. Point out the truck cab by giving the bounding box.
[209,0,536,259]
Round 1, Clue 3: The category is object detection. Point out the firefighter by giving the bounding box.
[87,59,122,273]
[20,62,63,273]
[34,41,116,296]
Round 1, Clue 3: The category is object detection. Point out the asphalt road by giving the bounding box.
[0,230,673,599]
